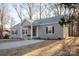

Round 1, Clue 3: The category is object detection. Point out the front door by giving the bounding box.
[33,26,37,36]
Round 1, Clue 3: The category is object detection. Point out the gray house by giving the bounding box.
[10,16,67,39]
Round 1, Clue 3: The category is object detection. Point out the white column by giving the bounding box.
[31,23,33,39]
[10,19,12,39]
[37,26,38,37]
[10,18,14,39]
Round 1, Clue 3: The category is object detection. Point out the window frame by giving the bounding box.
[52,26,54,34]
[22,28,28,35]
[46,26,54,34]
[12,29,18,35]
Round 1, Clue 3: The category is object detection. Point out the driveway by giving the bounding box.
[0,40,44,50]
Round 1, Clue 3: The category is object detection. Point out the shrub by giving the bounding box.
[27,34,30,40]
[3,34,10,39]
[58,37,61,40]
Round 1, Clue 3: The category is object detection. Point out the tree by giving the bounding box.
[0,3,10,39]
[12,3,35,39]
[3,34,10,39]
[58,3,79,55]
[59,17,66,26]
[39,3,49,19]
[48,3,63,16]
[12,4,23,39]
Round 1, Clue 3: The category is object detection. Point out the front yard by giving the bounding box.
[0,40,61,56]
[0,37,79,56]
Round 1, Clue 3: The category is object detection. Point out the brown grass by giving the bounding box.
[0,40,59,56]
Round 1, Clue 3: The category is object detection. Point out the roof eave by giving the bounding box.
[33,22,58,26]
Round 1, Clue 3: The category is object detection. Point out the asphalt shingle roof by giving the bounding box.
[33,16,63,25]
[12,16,63,28]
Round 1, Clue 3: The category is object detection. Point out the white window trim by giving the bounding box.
[22,28,28,35]
[47,26,53,35]
[36,26,38,37]
[12,29,17,35]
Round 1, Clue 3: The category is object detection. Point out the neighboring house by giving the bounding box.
[10,16,66,39]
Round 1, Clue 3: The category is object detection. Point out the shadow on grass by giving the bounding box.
[62,37,78,56]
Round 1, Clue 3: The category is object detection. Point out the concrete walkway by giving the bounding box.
[0,40,44,50]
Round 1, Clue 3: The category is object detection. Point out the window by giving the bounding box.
[22,30,25,34]
[46,27,48,34]
[12,30,18,34]
[15,30,18,34]
[22,28,28,34]
[26,30,27,34]
[46,26,54,34]
[12,30,14,34]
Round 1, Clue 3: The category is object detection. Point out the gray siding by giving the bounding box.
[11,21,63,39]
[37,23,63,39]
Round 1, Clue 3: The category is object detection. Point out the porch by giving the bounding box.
[25,25,39,39]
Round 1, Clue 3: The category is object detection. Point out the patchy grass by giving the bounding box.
[24,41,63,56]
[1,37,78,56]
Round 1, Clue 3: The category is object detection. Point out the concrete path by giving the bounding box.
[0,40,44,50]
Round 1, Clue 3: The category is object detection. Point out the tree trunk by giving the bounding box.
[69,23,73,36]
[68,24,71,36]
[76,22,79,36]
[0,25,3,39]
[71,22,74,36]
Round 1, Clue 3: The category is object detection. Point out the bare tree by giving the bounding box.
[39,3,53,19]
[19,3,35,20]
[12,3,35,39]
[12,4,23,39]
[0,3,10,39]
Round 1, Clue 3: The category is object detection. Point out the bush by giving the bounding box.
[58,37,62,40]
[3,34,10,39]
[27,34,30,40]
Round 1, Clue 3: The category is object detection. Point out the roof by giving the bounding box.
[33,16,63,25]
[11,19,31,28]
[21,19,32,25]
[11,23,20,29]
[12,16,63,28]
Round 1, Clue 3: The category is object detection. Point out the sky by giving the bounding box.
[4,4,21,29]
[9,4,21,25]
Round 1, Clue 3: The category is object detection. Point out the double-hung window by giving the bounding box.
[22,28,28,34]
[15,30,18,34]
[12,29,18,35]
[46,26,54,34]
